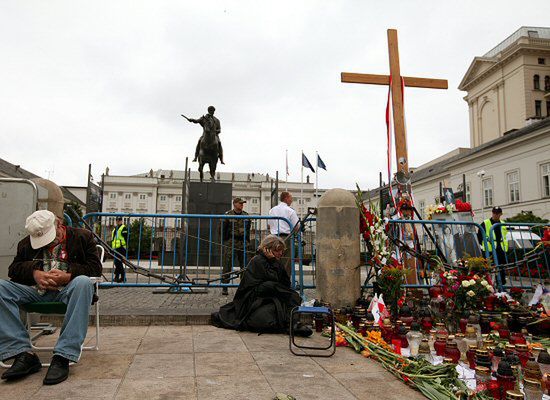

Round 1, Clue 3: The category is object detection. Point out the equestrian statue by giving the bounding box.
[181,105,224,182]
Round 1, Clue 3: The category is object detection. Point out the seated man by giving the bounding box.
[0,210,102,385]
[211,235,311,336]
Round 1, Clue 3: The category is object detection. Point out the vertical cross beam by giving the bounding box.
[387,29,408,174]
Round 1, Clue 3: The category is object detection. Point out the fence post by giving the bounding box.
[316,189,360,308]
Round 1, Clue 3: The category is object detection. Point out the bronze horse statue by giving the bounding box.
[196,115,219,182]
[182,106,223,182]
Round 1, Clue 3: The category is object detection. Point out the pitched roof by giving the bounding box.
[0,157,85,206]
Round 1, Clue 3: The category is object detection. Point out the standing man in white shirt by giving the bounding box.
[268,192,299,277]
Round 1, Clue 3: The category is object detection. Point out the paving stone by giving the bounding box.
[126,353,194,379]
[195,352,260,376]
[252,351,327,379]
[332,371,427,400]
[192,329,247,353]
[267,372,357,400]
[32,378,120,400]
[115,376,196,400]
[196,374,273,400]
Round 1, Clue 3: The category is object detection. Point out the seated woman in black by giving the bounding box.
[211,235,310,336]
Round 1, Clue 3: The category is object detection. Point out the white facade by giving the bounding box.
[369,28,550,222]
[101,169,324,219]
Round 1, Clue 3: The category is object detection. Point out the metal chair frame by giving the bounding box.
[289,306,336,357]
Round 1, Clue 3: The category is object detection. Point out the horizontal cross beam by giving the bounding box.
[341,72,448,89]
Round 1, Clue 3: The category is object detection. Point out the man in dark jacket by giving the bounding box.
[220,197,251,295]
[211,235,311,336]
[0,210,102,385]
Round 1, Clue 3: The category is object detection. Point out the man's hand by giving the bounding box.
[33,270,59,290]
[48,269,72,286]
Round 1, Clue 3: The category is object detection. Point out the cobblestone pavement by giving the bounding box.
[0,325,426,400]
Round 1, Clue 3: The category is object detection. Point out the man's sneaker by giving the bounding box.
[1,352,41,381]
[221,287,229,296]
[43,355,70,385]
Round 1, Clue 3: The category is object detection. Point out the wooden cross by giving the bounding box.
[341,29,448,178]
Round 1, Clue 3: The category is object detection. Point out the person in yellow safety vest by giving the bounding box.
[111,217,128,283]
[477,206,508,285]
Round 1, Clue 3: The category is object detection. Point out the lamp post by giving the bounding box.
[477,170,486,221]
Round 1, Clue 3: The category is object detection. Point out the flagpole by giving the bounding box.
[300,151,304,219]
[315,151,319,206]
[285,149,289,191]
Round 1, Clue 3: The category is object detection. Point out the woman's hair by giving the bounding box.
[258,235,286,253]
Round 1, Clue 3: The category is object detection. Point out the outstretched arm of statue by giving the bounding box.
[181,114,197,123]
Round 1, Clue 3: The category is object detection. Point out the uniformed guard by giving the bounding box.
[111,217,128,283]
[478,206,508,285]
[221,198,250,295]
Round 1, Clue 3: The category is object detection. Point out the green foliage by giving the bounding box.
[506,211,548,236]
[506,211,548,224]
[127,218,152,255]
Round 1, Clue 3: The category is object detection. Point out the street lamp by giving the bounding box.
[476,170,486,221]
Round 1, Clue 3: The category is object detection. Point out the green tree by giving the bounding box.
[127,218,152,256]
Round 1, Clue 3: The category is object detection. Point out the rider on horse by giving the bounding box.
[189,106,224,164]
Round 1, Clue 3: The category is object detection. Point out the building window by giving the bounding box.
[538,58,546,65]
[507,171,520,203]
[175,196,182,202]
[534,75,540,90]
[160,195,167,202]
[418,200,425,219]
[482,178,493,208]
[545,76,550,91]
[547,101,550,117]
[465,183,471,203]
[251,198,258,204]
[542,163,550,198]
[124,193,131,199]
[139,194,146,200]
[535,100,542,117]
[109,193,116,199]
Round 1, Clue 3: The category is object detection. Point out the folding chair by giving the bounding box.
[289,306,336,357]
[1,245,104,367]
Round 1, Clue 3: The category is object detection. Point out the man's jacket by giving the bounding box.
[8,227,103,286]
[222,209,251,242]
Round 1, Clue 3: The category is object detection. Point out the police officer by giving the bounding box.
[478,206,508,285]
[111,217,128,283]
[221,198,250,295]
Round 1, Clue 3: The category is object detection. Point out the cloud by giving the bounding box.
[1,0,549,189]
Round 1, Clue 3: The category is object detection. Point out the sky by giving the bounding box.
[2,1,549,191]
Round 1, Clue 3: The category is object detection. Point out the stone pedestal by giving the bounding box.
[316,189,361,308]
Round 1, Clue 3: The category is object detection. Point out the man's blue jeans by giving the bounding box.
[0,276,94,363]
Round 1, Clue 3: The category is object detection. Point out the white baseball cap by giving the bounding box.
[25,210,57,249]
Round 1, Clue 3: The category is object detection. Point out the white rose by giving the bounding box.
[481,280,488,286]
[462,280,470,287]
[469,279,476,286]
[488,286,494,293]
[467,290,475,297]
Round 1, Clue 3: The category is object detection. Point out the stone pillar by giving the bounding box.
[316,188,360,308]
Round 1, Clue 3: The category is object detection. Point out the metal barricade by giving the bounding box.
[82,212,299,290]
[296,216,317,293]
[489,222,549,291]
[361,219,491,289]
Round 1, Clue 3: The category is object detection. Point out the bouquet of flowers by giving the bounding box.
[455,275,494,312]
[356,186,391,270]
[456,257,493,275]
[426,203,455,220]
[455,199,472,213]
[377,259,406,317]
